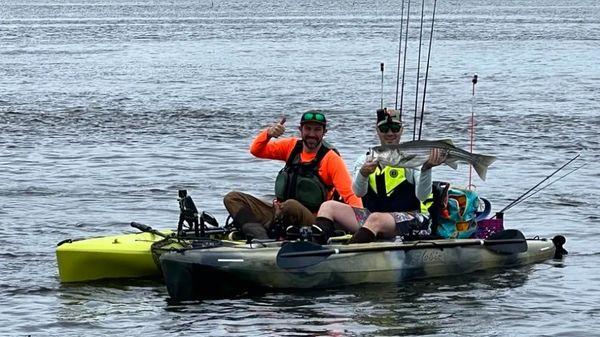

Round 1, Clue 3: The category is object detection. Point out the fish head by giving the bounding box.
[371,146,408,168]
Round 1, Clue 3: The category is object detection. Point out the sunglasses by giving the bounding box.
[378,123,402,133]
[302,112,326,123]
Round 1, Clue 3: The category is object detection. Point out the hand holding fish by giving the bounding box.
[268,117,286,138]
[360,158,379,177]
[421,148,447,171]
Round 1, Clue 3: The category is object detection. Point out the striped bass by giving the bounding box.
[368,139,497,180]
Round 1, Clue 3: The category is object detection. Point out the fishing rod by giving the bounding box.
[399,0,412,118]
[380,62,385,109]
[496,153,581,215]
[417,0,438,140]
[508,163,587,210]
[412,0,427,141]
[394,0,406,112]
[467,74,478,190]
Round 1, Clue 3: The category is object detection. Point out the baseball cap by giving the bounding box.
[300,111,327,126]
[376,108,402,126]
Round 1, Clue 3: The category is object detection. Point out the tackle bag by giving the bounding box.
[433,183,481,239]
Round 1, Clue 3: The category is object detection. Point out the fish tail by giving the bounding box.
[471,153,497,181]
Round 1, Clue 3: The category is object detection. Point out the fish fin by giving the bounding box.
[439,139,455,146]
[445,159,459,170]
[471,154,497,181]
[393,153,417,168]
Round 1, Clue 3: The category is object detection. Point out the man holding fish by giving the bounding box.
[314,107,495,243]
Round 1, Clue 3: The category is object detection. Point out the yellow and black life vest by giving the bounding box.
[363,166,432,214]
[274,140,335,212]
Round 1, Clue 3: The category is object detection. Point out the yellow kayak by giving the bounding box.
[56,190,233,283]
[56,221,238,283]
[56,230,174,283]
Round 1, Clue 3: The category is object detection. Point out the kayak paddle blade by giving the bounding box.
[485,229,527,254]
[276,241,330,269]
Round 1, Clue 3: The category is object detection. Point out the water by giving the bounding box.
[1,0,599,335]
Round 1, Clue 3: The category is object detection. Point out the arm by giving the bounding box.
[412,148,446,200]
[410,168,433,202]
[249,129,295,161]
[352,153,369,197]
[322,152,363,208]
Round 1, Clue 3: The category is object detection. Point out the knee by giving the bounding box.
[223,191,243,206]
[317,200,337,218]
[223,191,252,216]
[280,199,303,212]
[223,191,237,204]
[363,213,389,232]
[279,199,314,227]
[280,200,312,219]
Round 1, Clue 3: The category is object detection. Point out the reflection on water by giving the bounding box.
[155,267,535,336]
[50,265,538,336]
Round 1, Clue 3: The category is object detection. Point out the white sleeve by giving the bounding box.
[410,168,433,202]
[352,153,369,197]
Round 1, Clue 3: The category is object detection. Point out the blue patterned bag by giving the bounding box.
[436,187,480,239]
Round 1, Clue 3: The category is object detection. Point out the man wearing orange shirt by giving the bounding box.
[223,111,362,242]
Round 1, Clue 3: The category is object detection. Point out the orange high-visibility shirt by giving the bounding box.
[250,129,362,208]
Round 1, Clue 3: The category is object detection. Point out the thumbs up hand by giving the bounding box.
[267,117,286,138]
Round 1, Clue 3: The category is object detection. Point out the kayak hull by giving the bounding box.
[160,238,557,301]
[56,230,172,283]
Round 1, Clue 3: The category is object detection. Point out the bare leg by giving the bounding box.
[317,200,360,233]
[362,212,397,239]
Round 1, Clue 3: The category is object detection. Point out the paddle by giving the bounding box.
[131,221,229,240]
[130,221,171,238]
[485,229,527,254]
[276,229,528,269]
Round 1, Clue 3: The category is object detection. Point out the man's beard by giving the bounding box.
[302,137,321,150]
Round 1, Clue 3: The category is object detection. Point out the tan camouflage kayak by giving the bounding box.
[160,230,566,301]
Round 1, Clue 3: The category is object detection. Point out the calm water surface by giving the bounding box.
[1,0,599,336]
